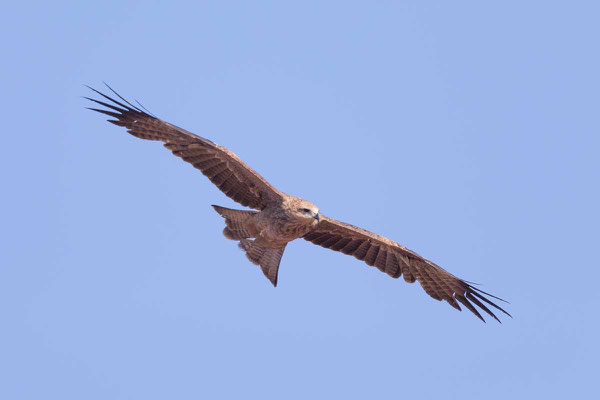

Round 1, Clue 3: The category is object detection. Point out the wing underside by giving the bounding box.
[304,216,510,322]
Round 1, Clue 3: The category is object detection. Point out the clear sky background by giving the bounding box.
[2,1,599,399]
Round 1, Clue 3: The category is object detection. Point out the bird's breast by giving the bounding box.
[254,212,314,244]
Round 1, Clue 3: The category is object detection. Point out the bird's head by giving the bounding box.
[290,198,320,225]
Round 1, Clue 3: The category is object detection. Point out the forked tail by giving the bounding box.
[238,239,286,287]
[212,205,286,286]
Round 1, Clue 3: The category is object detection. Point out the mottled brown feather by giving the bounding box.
[86,87,284,210]
[304,216,510,322]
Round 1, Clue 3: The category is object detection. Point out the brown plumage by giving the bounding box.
[86,84,510,322]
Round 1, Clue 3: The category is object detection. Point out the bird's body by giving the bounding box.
[86,85,510,322]
[252,196,321,246]
[215,198,319,247]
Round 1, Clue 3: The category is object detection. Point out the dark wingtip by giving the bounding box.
[84,84,160,126]
[135,98,156,117]
[456,295,486,322]
[471,285,510,304]
[461,282,512,322]
[103,82,144,113]
[467,292,501,323]
[470,289,512,318]
[85,84,134,112]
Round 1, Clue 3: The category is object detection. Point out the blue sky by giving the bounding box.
[2,1,599,399]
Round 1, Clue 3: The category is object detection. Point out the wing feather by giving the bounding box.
[86,85,284,210]
[304,216,510,322]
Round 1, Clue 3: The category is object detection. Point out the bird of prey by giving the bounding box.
[85,84,510,322]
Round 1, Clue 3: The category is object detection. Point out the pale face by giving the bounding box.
[293,200,320,223]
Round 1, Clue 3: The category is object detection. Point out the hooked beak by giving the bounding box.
[314,212,320,222]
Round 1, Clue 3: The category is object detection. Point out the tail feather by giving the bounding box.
[212,205,286,286]
[239,239,286,287]
[212,205,257,240]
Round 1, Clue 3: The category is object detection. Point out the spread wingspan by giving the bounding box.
[86,84,510,323]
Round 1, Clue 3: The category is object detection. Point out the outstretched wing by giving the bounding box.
[85,85,284,210]
[304,216,510,322]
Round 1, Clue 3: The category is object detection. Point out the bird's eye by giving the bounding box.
[300,208,311,213]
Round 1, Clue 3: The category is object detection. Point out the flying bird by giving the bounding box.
[85,85,510,322]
